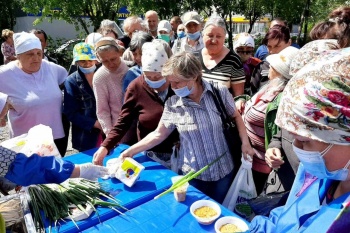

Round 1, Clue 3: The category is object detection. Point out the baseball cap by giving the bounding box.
[157,20,172,33]
[181,11,202,26]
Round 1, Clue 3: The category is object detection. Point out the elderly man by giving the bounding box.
[120,15,145,49]
[145,10,159,38]
[93,37,134,143]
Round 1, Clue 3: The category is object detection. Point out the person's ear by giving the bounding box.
[288,39,292,46]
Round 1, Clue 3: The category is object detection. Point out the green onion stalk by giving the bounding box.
[28,178,127,233]
[154,152,227,199]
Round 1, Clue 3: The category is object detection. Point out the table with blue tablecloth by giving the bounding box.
[44,144,176,233]
[83,185,249,233]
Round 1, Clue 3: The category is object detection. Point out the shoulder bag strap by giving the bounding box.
[209,81,236,129]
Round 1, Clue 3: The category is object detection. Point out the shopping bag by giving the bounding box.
[247,169,290,216]
[19,124,61,158]
[222,155,257,220]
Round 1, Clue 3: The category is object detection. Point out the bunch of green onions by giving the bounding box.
[28,178,127,232]
[154,152,227,199]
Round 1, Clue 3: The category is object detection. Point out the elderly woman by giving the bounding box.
[63,42,102,152]
[93,40,178,168]
[0,32,68,155]
[120,52,254,203]
[1,29,16,64]
[250,47,350,233]
[92,37,133,143]
[0,93,108,186]
[122,31,153,92]
[236,46,299,194]
[200,17,245,97]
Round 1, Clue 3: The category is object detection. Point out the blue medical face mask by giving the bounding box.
[159,34,170,43]
[178,31,186,39]
[172,82,195,97]
[187,31,201,40]
[79,64,96,74]
[145,76,166,89]
[292,142,350,181]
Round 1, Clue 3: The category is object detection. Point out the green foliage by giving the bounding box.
[19,0,127,33]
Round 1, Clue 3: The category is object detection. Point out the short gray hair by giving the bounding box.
[123,16,143,33]
[203,16,227,34]
[129,31,153,52]
[162,52,202,80]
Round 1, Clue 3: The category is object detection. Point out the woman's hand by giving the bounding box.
[241,141,255,161]
[120,149,135,160]
[92,147,108,166]
[235,99,246,115]
[265,148,284,169]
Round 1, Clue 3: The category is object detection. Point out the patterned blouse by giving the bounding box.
[1,42,15,64]
[161,80,235,181]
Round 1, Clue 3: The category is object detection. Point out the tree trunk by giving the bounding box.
[297,0,307,45]
[302,0,311,45]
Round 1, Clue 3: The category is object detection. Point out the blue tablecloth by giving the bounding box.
[44,144,176,233]
[83,185,249,233]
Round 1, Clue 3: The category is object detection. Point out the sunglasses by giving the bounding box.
[236,50,254,55]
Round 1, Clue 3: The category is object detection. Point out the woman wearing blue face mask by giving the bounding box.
[93,40,179,168]
[172,11,204,56]
[63,42,103,152]
[121,52,254,203]
[250,47,350,233]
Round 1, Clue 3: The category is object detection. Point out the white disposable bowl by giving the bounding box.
[214,216,249,233]
[190,200,221,225]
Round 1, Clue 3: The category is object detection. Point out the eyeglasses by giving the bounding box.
[236,50,254,55]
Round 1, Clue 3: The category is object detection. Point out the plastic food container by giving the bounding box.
[214,216,249,233]
[171,175,189,202]
[190,200,221,225]
[115,158,145,187]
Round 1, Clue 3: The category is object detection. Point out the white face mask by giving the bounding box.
[293,142,350,180]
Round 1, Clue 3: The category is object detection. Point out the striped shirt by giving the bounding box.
[161,80,235,181]
[201,50,245,89]
[243,89,280,174]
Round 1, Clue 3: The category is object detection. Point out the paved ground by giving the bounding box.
[0,123,78,156]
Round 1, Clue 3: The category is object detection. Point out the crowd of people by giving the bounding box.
[1,6,350,232]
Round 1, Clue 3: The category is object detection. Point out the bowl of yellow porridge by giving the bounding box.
[214,216,249,233]
[190,200,221,225]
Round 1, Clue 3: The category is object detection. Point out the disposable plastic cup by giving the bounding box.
[171,175,189,202]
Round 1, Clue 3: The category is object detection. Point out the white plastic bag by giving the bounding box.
[19,124,61,158]
[222,155,257,220]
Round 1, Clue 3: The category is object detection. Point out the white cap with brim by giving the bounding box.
[157,20,172,33]
[14,32,42,55]
[0,92,8,113]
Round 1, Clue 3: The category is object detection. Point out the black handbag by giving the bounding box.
[209,81,242,176]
